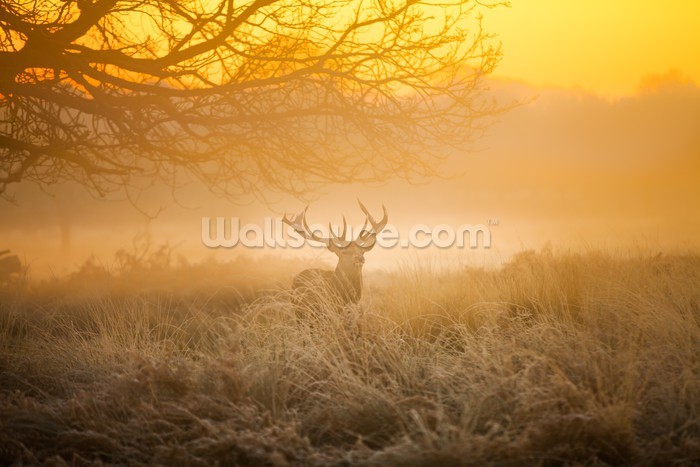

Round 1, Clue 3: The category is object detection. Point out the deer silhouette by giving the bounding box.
[283,201,388,313]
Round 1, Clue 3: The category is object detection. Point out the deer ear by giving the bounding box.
[327,243,341,255]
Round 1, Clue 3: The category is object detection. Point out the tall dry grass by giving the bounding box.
[1,249,699,465]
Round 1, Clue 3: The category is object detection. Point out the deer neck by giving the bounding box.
[335,264,363,302]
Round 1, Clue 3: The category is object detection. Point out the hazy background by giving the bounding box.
[2,73,698,278]
[1,0,699,278]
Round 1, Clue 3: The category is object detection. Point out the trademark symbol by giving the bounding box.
[488,218,499,226]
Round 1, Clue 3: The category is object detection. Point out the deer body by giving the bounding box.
[293,269,360,304]
[284,202,387,312]
[293,247,365,304]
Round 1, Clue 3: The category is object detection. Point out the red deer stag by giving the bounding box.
[283,201,388,312]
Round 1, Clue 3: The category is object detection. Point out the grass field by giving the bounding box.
[1,248,699,465]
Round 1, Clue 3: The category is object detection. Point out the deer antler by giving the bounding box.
[356,200,388,249]
[283,207,350,248]
[283,202,387,250]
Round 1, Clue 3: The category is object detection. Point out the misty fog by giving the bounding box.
[2,74,698,278]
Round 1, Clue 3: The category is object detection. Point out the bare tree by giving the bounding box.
[0,0,503,201]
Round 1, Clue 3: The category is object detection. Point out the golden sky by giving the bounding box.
[488,0,700,96]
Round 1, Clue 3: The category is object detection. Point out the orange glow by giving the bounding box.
[487,0,700,96]
[2,3,700,463]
